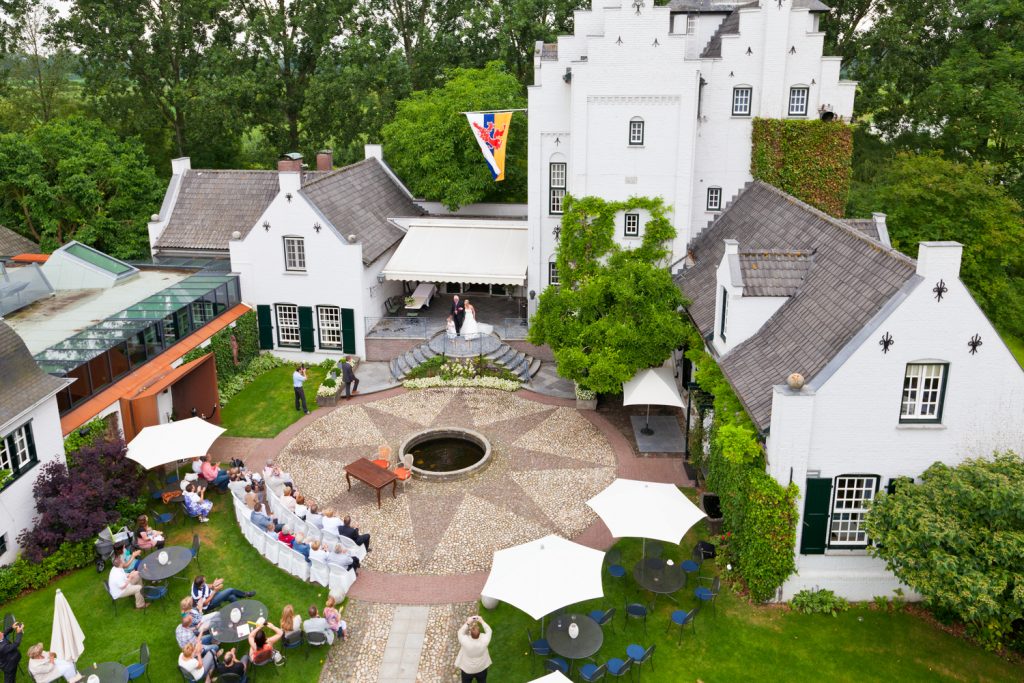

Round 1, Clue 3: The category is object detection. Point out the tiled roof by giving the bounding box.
[0,226,38,258]
[540,43,558,61]
[0,321,66,427]
[700,8,742,58]
[300,158,424,266]
[738,250,814,296]
[842,219,881,242]
[698,1,829,58]
[677,182,917,431]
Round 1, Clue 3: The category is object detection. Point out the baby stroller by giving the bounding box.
[94,525,132,573]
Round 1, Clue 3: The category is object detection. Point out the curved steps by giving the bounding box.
[389,333,541,383]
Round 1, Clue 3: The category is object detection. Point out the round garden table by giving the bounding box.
[83,661,128,683]
[633,558,686,602]
[207,599,269,643]
[138,545,193,581]
[546,613,603,672]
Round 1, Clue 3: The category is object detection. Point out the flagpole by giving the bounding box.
[459,108,528,114]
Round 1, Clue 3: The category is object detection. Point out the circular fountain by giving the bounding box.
[400,427,492,481]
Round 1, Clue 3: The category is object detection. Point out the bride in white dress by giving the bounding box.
[460,299,493,339]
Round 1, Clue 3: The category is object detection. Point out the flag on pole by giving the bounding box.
[466,111,513,181]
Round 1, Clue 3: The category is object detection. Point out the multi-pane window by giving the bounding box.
[624,213,640,237]
[275,304,300,346]
[901,363,947,422]
[317,306,342,349]
[732,87,752,116]
[0,422,37,486]
[283,236,306,271]
[629,118,644,145]
[789,87,809,116]
[707,187,722,211]
[548,261,560,286]
[0,534,6,556]
[549,162,566,214]
[830,476,878,546]
[686,13,698,34]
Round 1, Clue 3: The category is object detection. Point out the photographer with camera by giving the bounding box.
[455,615,492,683]
[0,620,24,683]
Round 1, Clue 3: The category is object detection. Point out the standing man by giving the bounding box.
[341,357,359,398]
[451,294,465,336]
[0,620,23,683]
[292,364,309,414]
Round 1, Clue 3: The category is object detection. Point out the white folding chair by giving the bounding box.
[339,535,367,561]
[328,564,356,600]
[288,550,310,581]
[309,559,330,587]
[262,539,281,566]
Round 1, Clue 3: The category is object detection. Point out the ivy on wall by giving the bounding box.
[751,118,853,217]
[181,309,261,396]
[683,322,799,602]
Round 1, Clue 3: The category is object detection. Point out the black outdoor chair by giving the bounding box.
[544,658,570,676]
[624,602,649,634]
[101,578,120,615]
[125,641,151,682]
[605,548,626,580]
[305,630,330,658]
[668,604,701,644]
[646,541,663,559]
[606,656,633,679]
[695,576,721,614]
[190,533,201,569]
[588,607,616,633]
[681,544,704,585]
[579,662,607,681]
[525,627,551,670]
[626,643,656,677]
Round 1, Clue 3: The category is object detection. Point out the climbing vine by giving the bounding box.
[181,309,261,396]
[751,118,853,217]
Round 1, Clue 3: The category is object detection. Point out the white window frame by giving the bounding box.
[624,213,640,237]
[549,162,567,215]
[548,261,560,286]
[900,363,948,423]
[317,305,342,349]
[707,187,722,211]
[732,87,752,116]
[275,304,300,347]
[686,13,698,34]
[789,86,809,116]
[829,475,879,547]
[283,236,306,272]
[629,118,644,146]
[0,422,37,486]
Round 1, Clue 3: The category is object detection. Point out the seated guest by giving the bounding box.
[263,522,278,540]
[200,455,230,492]
[292,532,311,561]
[107,556,147,609]
[281,486,297,513]
[320,508,343,535]
[214,648,248,681]
[294,494,308,520]
[262,462,292,497]
[277,525,295,547]
[305,502,324,529]
[247,619,283,666]
[280,604,302,638]
[178,641,214,682]
[26,643,80,683]
[183,483,213,523]
[191,574,255,613]
[340,515,371,551]
[326,543,360,572]
[115,542,141,572]
[178,597,218,653]
[250,503,282,533]
[243,485,258,510]
[323,596,348,640]
[134,514,164,550]
[303,605,335,645]
[308,539,329,563]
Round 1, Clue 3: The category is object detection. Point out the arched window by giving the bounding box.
[629,117,645,145]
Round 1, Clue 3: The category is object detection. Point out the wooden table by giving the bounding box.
[344,458,398,508]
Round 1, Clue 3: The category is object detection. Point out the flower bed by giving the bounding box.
[404,376,521,391]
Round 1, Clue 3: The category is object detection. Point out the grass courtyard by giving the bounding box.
[220,364,328,438]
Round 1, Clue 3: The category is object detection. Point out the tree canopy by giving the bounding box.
[528,195,688,394]
[866,452,1024,649]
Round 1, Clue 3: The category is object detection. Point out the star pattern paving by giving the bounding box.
[276,388,617,575]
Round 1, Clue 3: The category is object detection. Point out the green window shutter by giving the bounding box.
[256,305,274,350]
[341,308,356,354]
[800,478,832,555]
[298,306,315,352]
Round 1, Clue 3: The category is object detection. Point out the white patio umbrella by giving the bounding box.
[587,478,706,555]
[50,588,85,662]
[126,417,225,470]
[622,366,684,435]
[529,672,573,683]
[481,535,605,621]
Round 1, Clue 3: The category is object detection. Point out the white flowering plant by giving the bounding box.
[574,384,597,400]
[404,376,521,392]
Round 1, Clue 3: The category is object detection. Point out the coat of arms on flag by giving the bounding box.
[466,111,514,181]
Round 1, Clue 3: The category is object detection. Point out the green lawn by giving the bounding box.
[0,491,330,681]
[999,329,1024,366]
[485,534,1022,682]
[221,365,328,438]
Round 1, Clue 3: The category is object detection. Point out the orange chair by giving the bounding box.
[394,453,413,490]
[372,444,392,469]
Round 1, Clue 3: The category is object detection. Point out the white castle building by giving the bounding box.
[526,0,855,313]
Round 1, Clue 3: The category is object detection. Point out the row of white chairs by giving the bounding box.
[230,489,357,599]
[261,484,369,564]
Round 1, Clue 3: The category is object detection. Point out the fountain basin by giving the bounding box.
[400,428,492,481]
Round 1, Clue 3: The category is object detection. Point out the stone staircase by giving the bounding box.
[389,333,541,383]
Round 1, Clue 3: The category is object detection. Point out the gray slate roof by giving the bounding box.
[677,182,917,431]
[738,250,814,296]
[699,0,830,58]
[0,321,66,428]
[300,159,424,265]
[842,219,881,242]
[0,226,38,258]
[700,8,742,58]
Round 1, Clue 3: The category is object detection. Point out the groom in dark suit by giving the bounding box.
[451,294,465,336]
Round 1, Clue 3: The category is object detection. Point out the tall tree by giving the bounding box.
[819,0,879,65]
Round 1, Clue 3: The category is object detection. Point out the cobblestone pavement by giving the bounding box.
[319,600,395,683]
[277,388,618,575]
[418,602,478,682]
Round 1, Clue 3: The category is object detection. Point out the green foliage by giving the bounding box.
[62,416,109,456]
[528,194,687,394]
[403,354,519,382]
[382,61,527,209]
[751,118,854,217]
[866,452,1024,649]
[0,540,93,604]
[714,423,762,465]
[321,377,337,388]
[181,310,264,402]
[849,152,1024,339]
[0,116,164,258]
[791,588,851,617]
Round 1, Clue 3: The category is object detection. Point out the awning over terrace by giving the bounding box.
[381,218,528,286]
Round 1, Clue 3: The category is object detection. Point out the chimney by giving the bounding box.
[871,212,892,248]
[277,152,302,193]
[916,241,963,279]
[364,144,383,161]
[171,157,191,175]
[316,149,333,172]
[277,152,303,173]
[723,239,739,256]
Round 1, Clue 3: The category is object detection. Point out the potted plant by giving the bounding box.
[700,491,724,535]
[317,377,340,407]
[575,383,597,410]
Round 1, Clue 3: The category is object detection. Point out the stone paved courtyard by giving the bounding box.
[277,388,618,575]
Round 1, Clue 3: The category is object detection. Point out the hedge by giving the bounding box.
[751,118,853,217]
[0,540,94,604]
[182,309,261,396]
